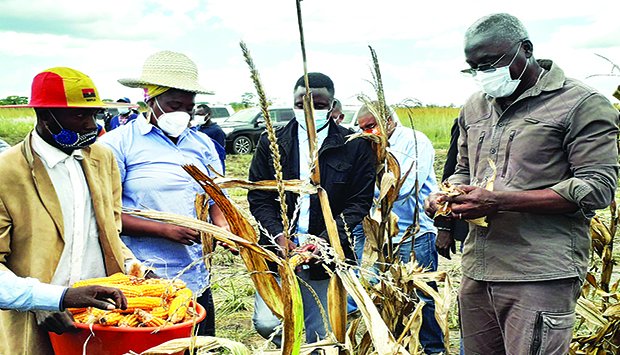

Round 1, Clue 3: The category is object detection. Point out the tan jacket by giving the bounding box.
[0,133,135,354]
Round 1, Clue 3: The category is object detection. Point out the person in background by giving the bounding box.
[0,67,136,354]
[425,13,618,354]
[248,72,376,346]
[355,104,444,354]
[433,117,468,259]
[330,98,345,124]
[0,270,127,313]
[108,97,138,131]
[194,103,226,171]
[99,50,229,337]
[0,138,9,153]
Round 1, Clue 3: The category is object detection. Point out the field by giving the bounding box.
[2,106,618,353]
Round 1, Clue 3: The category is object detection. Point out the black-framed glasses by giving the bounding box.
[461,39,526,76]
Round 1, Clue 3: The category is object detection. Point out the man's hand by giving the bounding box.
[163,224,200,245]
[275,233,296,256]
[63,285,128,310]
[449,185,498,220]
[424,192,450,218]
[436,230,457,260]
[295,243,321,264]
[216,241,240,255]
[35,310,78,334]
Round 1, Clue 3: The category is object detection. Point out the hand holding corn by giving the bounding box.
[69,273,195,328]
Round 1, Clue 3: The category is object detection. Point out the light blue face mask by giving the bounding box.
[294,109,330,131]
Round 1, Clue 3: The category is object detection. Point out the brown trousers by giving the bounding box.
[459,276,580,355]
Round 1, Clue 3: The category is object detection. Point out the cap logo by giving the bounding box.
[82,88,96,101]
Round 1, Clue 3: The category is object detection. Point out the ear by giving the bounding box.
[522,40,534,57]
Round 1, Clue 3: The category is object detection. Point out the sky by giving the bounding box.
[0,0,619,108]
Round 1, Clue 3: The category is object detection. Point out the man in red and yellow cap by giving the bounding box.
[0,67,136,354]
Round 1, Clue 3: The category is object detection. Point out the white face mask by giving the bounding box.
[190,114,206,127]
[153,98,190,137]
[474,52,529,98]
[294,109,330,131]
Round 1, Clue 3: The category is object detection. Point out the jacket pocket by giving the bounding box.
[325,159,352,183]
[473,131,486,175]
[501,130,517,178]
[529,310,576,355]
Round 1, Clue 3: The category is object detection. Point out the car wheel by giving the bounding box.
[232,135,252,154]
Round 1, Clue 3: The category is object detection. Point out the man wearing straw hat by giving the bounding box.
[0,67,137,354]
[100,50,229,336]
[248,72,376,346]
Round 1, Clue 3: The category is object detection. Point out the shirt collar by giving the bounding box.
[31,130,83,169]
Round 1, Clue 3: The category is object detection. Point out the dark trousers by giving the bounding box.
[196,287,215,336]
[459,276,580,355]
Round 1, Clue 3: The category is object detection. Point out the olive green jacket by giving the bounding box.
[451,60,619,282]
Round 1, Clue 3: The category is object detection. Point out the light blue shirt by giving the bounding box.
[384,125,438,242]
[99,117,222,295]
[0,271,66,312]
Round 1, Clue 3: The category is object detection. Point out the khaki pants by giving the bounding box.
[459,276,580,355]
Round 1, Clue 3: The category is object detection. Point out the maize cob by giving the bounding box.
[81,308,106,325]
[118,314,139,327]
[67,307,87,316]
[72,273,132,288]
[168,288,193,323]
[99,312,124,326]
[125,297,163,311]
[135,309,166,327]
[136,284,172,297]
[151,307,169,320]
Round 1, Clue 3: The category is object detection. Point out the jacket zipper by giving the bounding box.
[501,130,516,178]
[473,131,486,174]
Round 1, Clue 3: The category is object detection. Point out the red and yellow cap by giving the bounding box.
[3,67,107,108]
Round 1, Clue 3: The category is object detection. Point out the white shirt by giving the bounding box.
[0,271,65,312]
[296,122,329,244]
[31,132,106,287]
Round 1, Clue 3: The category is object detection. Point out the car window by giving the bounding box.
[211,107,231,118]
[227,108,260,123]
[268,109,294,122]
[340,110,357,125]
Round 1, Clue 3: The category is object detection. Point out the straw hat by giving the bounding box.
[118,51,214,94]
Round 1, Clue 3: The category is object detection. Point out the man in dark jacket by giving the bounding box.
[248,72,376,346]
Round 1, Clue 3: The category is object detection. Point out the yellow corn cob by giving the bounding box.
[118,314,139,327]
[135,309,166,327]
[150,307,169,320]
[125,296,163,311]
[72,273,132,288]
[80,308,106,325]
[136,284,172,297]
[98,312,124,326]
[72,312,89,323]
[168,288,193,323]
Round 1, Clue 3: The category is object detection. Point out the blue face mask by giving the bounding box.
[294,109,330,131]
[48,111,98,149]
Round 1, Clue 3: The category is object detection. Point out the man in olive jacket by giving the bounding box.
[0,67,135,354]
[248,73,376,346]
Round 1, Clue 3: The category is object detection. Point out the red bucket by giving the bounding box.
[49,303,205,355]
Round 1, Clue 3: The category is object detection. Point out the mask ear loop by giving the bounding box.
[47,110,65,134]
